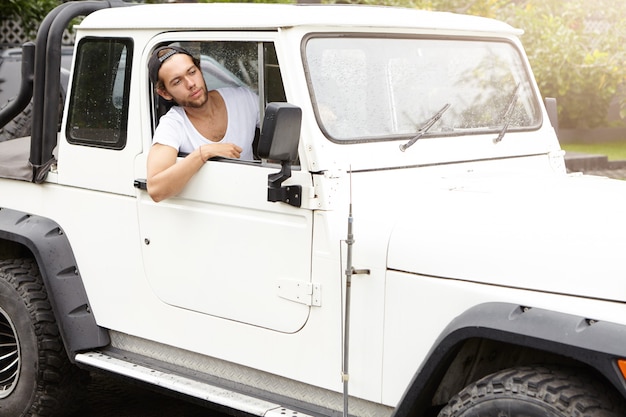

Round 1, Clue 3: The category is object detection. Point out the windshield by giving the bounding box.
[304,36,541,142]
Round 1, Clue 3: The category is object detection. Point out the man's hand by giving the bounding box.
[147,143,245,202]
[200,143,242,161]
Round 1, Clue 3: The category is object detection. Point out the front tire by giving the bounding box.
[0,258,85,417]
[438,365,626,417]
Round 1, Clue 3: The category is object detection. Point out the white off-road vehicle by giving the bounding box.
[1,1,626,417]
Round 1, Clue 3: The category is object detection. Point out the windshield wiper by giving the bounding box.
[493,83,520,144]
[399,103,451,152]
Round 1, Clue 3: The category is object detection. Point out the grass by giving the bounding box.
[560,141,626,161]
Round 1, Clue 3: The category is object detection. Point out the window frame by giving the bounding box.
[302,33,543,144]
[149,37,286,138]
[66,36,133,150]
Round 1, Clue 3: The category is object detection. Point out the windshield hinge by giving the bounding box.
[277,279,321,307]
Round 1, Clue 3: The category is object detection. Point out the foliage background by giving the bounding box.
[3,0,625,129]
[339,0,626,129]
[0,0,59,35]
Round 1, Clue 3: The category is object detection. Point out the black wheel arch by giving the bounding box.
[392,302,626,417]
[0,207,109,359]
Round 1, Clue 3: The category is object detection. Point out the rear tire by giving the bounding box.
[0,258,86,417]
[437,365,626,417]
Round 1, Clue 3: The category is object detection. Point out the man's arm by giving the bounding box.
[146,142,242,202]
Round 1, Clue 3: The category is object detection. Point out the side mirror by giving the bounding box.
[258,103,302,207]
[258,102,301,161]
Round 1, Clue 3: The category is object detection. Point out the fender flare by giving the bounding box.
[0,207,109,358]
[393,302,626,417]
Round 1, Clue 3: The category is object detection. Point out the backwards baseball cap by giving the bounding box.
[148,45,195,85]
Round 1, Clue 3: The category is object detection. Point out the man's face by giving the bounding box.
[156,53,208,108]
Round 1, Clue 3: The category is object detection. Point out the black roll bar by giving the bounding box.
[28,1,75,180]
[0,42,35,129]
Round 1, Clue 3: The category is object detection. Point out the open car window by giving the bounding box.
[151,40,285,130]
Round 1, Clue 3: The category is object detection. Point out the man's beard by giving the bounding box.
[177,86,208,108]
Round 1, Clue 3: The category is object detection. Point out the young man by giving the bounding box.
[146,45,259,202]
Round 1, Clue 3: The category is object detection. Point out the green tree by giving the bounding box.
[332,0,626,129]
[336,0,508,17]
[498,0,626,128]
[0,0,60,36]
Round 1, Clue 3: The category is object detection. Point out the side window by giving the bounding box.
[264,43,287,105]
[67,37,133,149]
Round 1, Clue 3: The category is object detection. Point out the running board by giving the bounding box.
[75,351,312,417]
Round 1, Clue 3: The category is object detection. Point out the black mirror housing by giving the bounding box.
[258,103,302,207]
[258,102,301,162]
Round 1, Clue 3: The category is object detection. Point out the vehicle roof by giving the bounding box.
[79,3,521,36]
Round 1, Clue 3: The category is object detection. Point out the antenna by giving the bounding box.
[341,167,370,417]
[342,167,354,417]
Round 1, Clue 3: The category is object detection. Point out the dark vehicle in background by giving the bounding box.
[0,45,73,105]
[0,45,73,140]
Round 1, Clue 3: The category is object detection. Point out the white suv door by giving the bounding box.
[138,160,313,333]
[137,37,313,333]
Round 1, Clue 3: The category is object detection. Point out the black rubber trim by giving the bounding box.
[0,207,109,358]
[392,302,626,417]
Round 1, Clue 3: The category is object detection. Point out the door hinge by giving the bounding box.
[277,280,321,307]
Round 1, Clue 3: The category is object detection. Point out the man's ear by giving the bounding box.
[156,87,173,102]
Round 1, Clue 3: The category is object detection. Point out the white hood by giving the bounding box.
[386,173,626,302]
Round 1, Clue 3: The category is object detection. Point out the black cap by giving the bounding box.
[148,45,195,85]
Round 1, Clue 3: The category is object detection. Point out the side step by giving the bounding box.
[75,351,312,417]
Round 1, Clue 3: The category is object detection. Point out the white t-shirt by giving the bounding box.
[152,87,259,160]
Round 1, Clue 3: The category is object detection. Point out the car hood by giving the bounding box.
[386,173,626,303]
